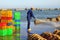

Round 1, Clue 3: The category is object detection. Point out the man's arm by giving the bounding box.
[31,11,35,19]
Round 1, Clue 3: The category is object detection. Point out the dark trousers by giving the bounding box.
[27,18,31,29]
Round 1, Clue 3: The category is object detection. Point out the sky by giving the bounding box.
[0,0,60,8]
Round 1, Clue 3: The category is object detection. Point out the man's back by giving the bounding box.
[27,10,35,20]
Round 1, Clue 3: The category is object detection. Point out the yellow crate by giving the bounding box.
[7,13,12,15]
[0,26,7,30]
[1,20,13,24]
[11,20,15,25]
[7,20,13,23]
[6,11,12,17]
[1,15,12,17]
[1,14,7,17]
[1,10,12,17]
[7,26,15,32]
[1,12,6,14]
[1,11,7,17]
[7,15,12,17]
[7,10,12,14]
[8,11,12,13]
[7,14,12,17]
[1,20,7,23]
[1,10,7,14]
[1,13,7,15]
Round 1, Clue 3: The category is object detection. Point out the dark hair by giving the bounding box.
[31,8,33,10]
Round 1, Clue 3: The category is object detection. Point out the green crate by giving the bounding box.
[0,28,13,36]
[14,12,21,20]
[14,12,21,16]
[15,27,20,32]
[15,27,20,30]
[7,28,13,35]
[14,15,21,17]
[0,29,7,36]
[14,16,21,18]
[14,17,21,20]
[15,22,21,24]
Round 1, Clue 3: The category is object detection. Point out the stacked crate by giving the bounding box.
[7,10,13,23]
[1,10,13,24]
[14,11,21,31]
[6,25,15,35]
[0,22,7,36]
[0,22,14,36]
[1,10,7,23]
[0,10,15,36]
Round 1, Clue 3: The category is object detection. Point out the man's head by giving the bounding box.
[30,8,33,10]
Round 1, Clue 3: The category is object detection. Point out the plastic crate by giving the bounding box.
[1,15,7,17]
[14,22,21,24]
[7,20,13,23]
[14,17,21,20]
[1,20,7,23]
[1,17,7,20]
[14,24,20,27]
[0,22,7,26]
[0,22,7,29]
[0,28,13,36]
[1,17,12,20]
[0,29,7,36]
[7,28,13,35]
[6,17,12,20]
[15,27,20,31]
[7,15,12,17]
[7,22,13,26]
[0,26,14,36]
[14,20,20,22]
[1,11,7,15]
[7,10,12,14]
[0,26,6,30]
[14,12,21,17]
[7,12,12,17]
[7,26,15,32]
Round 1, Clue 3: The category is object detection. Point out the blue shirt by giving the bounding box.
[27,10,35,20]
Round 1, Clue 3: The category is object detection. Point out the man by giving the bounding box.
[27,8,35,32]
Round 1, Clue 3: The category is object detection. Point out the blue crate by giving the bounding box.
[14,24,20,27]
[14,20,20,22]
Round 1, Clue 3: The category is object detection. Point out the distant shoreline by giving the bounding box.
[0,8,60,10]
